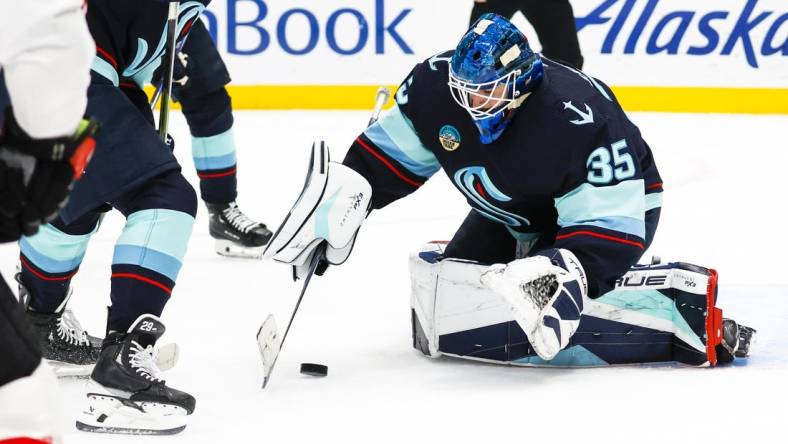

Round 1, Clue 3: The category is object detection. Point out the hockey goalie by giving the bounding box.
[264,14,755,369]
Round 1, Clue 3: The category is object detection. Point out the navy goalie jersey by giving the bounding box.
[343,52,663,297]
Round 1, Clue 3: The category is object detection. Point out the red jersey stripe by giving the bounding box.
[355,137,423,188]
[555,230,645,250]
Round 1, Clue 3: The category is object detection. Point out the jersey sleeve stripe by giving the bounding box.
[647,182,663,190]
[562,216,645,238]
[645,192,663,211]
[364,105,440,177]
[555,180,645,232]
[354,137,424,188]
[555,230,645,250]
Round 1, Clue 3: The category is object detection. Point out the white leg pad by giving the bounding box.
[409,242,514,358]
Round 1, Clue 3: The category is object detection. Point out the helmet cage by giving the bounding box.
[449,67,522,120]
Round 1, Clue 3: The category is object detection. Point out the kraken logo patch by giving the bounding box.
[439,125,461,151]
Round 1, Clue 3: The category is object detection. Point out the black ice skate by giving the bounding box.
[17,274,102,377]
[76,314,195,435]
[207,201,273,258]
[716,318,757,364]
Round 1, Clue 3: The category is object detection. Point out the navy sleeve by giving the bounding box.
[343,62,441,209]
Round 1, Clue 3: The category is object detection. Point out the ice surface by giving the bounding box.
[1,111,786,443]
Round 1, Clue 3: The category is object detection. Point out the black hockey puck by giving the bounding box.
[300,363,328,377]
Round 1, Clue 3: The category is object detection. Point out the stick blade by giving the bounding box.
[256,314,281,388]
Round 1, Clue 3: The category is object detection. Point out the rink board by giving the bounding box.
[178,0,788,113]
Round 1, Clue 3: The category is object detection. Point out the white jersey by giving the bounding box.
[0,0,93,139]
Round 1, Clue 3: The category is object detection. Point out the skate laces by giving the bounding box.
[56,309,91,346]
[129,341,164,383]
[222,202,259,233]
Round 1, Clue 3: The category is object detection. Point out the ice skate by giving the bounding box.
[716,318,757,364]
[17,274,101,377]
[207,201,273,258]
[76,314,195,435]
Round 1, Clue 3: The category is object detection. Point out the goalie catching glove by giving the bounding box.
[263,141,371,275]
[481,248,588,361]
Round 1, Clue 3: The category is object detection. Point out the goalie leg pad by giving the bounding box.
[409,242,742,367]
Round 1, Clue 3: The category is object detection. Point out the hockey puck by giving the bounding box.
[300,363,328,377]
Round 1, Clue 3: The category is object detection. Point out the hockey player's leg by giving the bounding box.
[190,100,273,257]
[17,213,103,376]
[176,21,272,258]
[79,170,197,435]
[0,273,62,443]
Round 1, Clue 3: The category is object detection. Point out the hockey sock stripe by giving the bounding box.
[110,273,172,295]
[197,166,236,179]
[192,128,236,167]
[355,137,424,187]
[108,265,174,332]
[112,245,184,282]
[19,223,94,273]
[111,209,194,283]
[19,256,79,282]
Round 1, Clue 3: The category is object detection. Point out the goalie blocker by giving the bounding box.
[410,242,755,367]
[263,141,371,273]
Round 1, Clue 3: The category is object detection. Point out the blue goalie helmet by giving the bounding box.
[449,14,544,144]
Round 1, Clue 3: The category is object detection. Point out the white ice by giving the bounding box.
[1,110,787,444]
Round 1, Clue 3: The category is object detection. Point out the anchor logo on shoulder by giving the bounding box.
[563,101,594,126]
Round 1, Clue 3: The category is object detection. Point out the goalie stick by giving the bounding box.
[256,87,390,389]
[368,86,391,126]
[257,242,326,389]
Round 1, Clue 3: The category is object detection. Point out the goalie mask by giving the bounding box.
[448,14,544,144]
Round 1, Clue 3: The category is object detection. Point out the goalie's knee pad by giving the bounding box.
[409,242,735,367]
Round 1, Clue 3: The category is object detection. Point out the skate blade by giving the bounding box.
[215,239,264,259]
[76,392,188,435]
[45,359,94,378]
